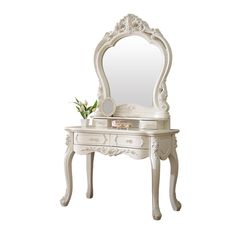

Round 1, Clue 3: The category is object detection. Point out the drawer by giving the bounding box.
[110,135,148,149]
[74,133,109,145]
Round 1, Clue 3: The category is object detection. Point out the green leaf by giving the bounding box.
[80,112,86,119]
[86,106,92,113]
[92,100,98,109]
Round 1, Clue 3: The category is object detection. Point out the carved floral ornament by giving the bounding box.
[151,136,174,161]
[66,133,71,146]
[103,14,163,41]
[94,14,172,118]
[76,145,149,159]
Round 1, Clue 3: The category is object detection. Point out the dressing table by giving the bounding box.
[60,14,181,220]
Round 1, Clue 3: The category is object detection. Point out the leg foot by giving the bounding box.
[60,196,70,207]
[153,208,162,220]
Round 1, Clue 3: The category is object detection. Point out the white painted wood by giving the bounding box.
[92,116,170,129]
[75,133,109,145]
[139,120,167,129]
[86,152,94,199]
[66,126,178,136]
[92,118,111,128]
[62,127,180,219]
[110,134,148,148]
[61,14,181,220]
[60,132,75,206]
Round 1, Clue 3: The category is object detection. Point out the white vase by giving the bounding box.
[81,119,89,127]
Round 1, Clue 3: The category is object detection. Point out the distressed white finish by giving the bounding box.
[94,14,172,119]
[61,14,181,220]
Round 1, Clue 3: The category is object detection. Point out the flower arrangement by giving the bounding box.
[74,98,98,119]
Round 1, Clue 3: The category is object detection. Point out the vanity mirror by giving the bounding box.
[103,35,164,107]
[61,14,181,220]
[94,14,172,119]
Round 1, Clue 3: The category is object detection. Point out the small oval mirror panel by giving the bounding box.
[103,35,164,107]
[100,97,116,117]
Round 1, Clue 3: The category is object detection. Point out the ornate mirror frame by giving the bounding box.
[94,14,172,119]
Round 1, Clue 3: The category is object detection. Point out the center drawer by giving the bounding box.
[110,135,148,149]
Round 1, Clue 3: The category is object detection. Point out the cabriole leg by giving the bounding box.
[169,136,181,211]
[150,137,162,220]
[86,152,94,198]
[60,133,75,206]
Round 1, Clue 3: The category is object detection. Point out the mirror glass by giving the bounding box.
[100,97,116,116]
[103,35,164,107]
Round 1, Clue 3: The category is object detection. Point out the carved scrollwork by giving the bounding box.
[115,14,148,33]
[104,14,147,41]
[172,134,177,149]
[66,134,71,146]
[75,145,148,159]
[158,80,169,112]
[103,14,161,42]
[80,146,135,156]
[150,28,163,38]
[65,132,73,153]
[95,84,104,116]
[151,136,171,161]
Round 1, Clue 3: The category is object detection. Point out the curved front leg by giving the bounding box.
[60,132,75,206]
[169,135,181,211]
[150,137,162,220]
[86,152,94,198]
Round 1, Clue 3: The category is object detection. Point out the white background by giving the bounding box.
[0,0,236,235]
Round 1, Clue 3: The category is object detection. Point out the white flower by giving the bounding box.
[80,106,85,112]
[84,100,88,106]
[92,108,96,112]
